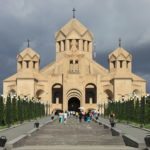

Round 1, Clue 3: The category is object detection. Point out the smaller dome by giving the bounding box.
[109,47,132,61]
[17,48,40,59]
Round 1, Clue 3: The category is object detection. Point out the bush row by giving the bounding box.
[0,95,45,126]
[104,96,150,124]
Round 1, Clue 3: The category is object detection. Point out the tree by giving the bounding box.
[0,95,5,125]
[134,98,140,123]
[139,96,145,126]
[12,96,18,123]
[5,96,12,127]
[17,97,24,123]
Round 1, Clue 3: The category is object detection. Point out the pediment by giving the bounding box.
[110,54,116,61]
[17,55,23,61]
[66,30,81,39]
[23,54,32,60]
[32,55,39,61]
[117,54,126,60]
[82,31,93,41]
[126,55,132,61]
[56,31,66,41]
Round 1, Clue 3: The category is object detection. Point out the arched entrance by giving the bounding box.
[68,97,80,112]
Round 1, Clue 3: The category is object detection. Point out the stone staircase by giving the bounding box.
[11,117,136,150]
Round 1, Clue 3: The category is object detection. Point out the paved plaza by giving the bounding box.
[1,116,149,149]
[10,117,136,150]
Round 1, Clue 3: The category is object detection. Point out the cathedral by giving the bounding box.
[3,16,146,113]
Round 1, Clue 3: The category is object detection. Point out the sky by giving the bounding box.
[0,0,150,93]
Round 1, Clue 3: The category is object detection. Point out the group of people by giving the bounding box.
[57,110,116,127]
[58,111,68,124]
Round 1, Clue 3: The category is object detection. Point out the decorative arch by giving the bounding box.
[52,83,63,104]
[8,89,16,96]
[36,89,44,100]
[104,89,113,102]
[85,83,97,104]
[133,89,141,97]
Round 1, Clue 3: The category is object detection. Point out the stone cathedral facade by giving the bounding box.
[3,18,146,113]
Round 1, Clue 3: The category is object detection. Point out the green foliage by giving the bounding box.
[105,96,150,125]
[0,96,5,125]
[5,96,12,127]
[0,95,46,127]
[12,96,18,123]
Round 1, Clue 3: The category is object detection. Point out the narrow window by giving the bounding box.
[19,61,22,69]
[126,61,130,68]
[25,61,29,68]
[112,61,116,68]
[33,61,36,68]
[75,60,78,64]
[69,60,73,73]
[120,60,123,68]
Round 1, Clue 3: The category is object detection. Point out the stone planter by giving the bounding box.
[144,135,150,147]
[0,136,7,147]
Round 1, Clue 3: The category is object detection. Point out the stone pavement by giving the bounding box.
[12,117,136,150]
[98,116,150,144]
[0,116,52,142]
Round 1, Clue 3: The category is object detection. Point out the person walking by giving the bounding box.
[109,113,115,127]
[63,111,68,124]
[79,111,82,123]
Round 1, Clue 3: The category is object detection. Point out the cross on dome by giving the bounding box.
[72,8,76,18]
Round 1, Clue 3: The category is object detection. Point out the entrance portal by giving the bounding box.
[68,97,80,112]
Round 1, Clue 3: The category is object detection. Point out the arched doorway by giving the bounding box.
[68,97,80,112]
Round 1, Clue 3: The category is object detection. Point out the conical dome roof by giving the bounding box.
[17,48,40,59]
[109,47,132,61]
[55,18,93,39]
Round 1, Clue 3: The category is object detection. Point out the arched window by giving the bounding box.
[133,89,140,98]
[36,89,44,100]
[85,83,97,104]
[104,89,113,102]
[52,84,63,104]
[9,89,16,96]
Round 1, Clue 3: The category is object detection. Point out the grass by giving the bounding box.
[117,119,150,130]
[144,124,150,129]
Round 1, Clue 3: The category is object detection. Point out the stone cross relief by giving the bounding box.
[70,39,78,52]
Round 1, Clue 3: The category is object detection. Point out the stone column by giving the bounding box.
[116,61,120,69]
[23,61,26,69]
[128,61,132,71]
[123,60,126,69]
[79,40,83,51]
[65,40,69,51]
[17,61,22,71]
[61,41,64,52]
[56,42,59,52]
[29,61,32,69]
[84,40,87,51]
[35,61,39,70]
[89,42,92,52]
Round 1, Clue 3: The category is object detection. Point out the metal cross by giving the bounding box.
[119,38,121,47]
[27,39,30,48]
[72,8,76,18]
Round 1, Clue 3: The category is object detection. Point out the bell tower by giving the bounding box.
[108,39,132,72]
[17,47,40,72]
[55,17,93,60]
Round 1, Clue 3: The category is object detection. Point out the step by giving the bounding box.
[13,145,137,150]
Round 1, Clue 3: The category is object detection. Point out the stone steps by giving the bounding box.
[11,117,129,149]
[13,145,137,150]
